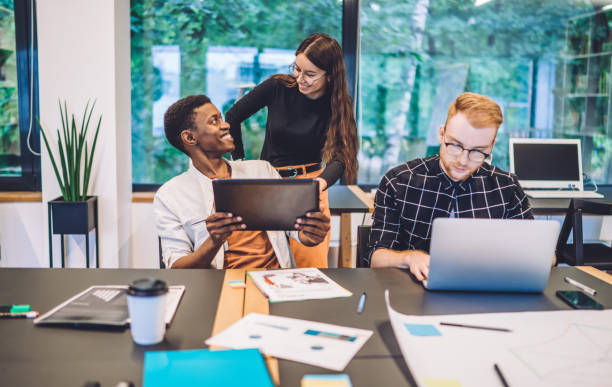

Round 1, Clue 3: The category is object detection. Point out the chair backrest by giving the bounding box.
[356,225,372,268]
[158,236,166,269]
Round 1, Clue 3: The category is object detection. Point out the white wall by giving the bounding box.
[0,202,44,267]
[36,0,131,268]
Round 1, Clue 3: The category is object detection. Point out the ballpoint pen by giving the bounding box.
[564,277,596,296]
[440,322,512,332]
[494,364,510,387]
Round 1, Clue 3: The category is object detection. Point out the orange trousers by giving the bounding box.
[277,165,330,268]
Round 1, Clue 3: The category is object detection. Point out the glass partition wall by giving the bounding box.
[0,1,20,176]
[357,0,611,185]
[131,0,612,187]
[131,0,343,186]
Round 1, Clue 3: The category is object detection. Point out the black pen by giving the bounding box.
[0,311,39,319]
[357,292,367,314]
[494,363,510,387]
[439,322,512,332]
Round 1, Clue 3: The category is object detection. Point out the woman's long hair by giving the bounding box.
[273,33,358,183]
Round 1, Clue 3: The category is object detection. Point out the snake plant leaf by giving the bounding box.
[82,114,102,200]
[37,118,68,200]
[39,100,102,202]
[82,145,89,200]
[56,129,71,199]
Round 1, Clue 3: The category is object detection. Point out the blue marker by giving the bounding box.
[304,329,356,342]
[357,292,366,314]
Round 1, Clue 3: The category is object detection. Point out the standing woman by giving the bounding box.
[225,33,358,268]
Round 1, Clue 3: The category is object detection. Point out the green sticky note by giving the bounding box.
[11,304,31,313]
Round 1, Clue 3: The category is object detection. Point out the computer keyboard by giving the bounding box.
[524,190,604,199]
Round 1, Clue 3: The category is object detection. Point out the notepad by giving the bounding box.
[302,374,353,387]
[143,348,274,387]
[248,268,352,302]
[33,285,184,327]
[206,313,373,371]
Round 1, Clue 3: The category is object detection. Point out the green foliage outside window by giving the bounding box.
[131,0,342,185]
[132,0,612,186]
[0,0,20,176]
[359,0,611,184]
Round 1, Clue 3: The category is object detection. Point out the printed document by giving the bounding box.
[205,313,372,371]
[248,268,352,302]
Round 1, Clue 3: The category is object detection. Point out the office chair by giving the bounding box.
[556,199,612,270]
[158,236,166,269]
[356,225,372,268]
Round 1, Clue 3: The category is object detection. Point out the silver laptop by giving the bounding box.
[509,138,603,199]
[424,218,560,292]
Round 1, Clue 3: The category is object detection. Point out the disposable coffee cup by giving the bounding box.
[127,278,168,345]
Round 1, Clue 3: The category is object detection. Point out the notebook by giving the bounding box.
[509,138,603,198]
[424,218,560,292]
[33,285,184,327]
[143,348,273,387]
[212,179,319,230]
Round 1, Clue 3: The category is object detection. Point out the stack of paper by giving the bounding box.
[206,313,372,371]
[248,268,352,302]
[385,290,612,387]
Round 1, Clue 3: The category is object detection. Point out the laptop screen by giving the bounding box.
[509,139,582,189]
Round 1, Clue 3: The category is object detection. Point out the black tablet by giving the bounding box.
[212,179,319,230]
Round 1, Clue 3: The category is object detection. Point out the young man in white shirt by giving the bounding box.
[155,95,330,269]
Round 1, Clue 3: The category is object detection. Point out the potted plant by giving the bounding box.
[38,100,102,268]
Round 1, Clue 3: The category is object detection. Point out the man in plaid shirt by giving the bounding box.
[368,92,533,280]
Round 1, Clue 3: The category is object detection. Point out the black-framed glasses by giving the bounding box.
[288,63,326,84]
[443,136,491,162]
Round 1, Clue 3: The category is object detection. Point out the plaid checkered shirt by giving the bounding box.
[366,154,533,266]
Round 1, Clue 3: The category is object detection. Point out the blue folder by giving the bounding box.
[143,348,274,387]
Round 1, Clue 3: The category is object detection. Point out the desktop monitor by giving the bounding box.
[509,138,583,190]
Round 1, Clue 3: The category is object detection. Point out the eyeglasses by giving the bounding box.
[443,135,491,162]
[289,63,326,84]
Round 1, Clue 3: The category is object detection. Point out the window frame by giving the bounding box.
[0,0,40,191]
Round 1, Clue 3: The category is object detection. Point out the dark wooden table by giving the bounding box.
[1,267,611,386]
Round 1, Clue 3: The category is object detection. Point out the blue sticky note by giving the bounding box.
[404,323,442,337]
[144,348,273,387]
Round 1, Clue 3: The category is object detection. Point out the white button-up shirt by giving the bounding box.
[154,160,299,269]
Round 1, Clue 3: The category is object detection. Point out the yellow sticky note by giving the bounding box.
[423,378,462,387]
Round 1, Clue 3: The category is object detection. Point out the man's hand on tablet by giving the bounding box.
[296,207,331,246]
[205,212,246,245]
